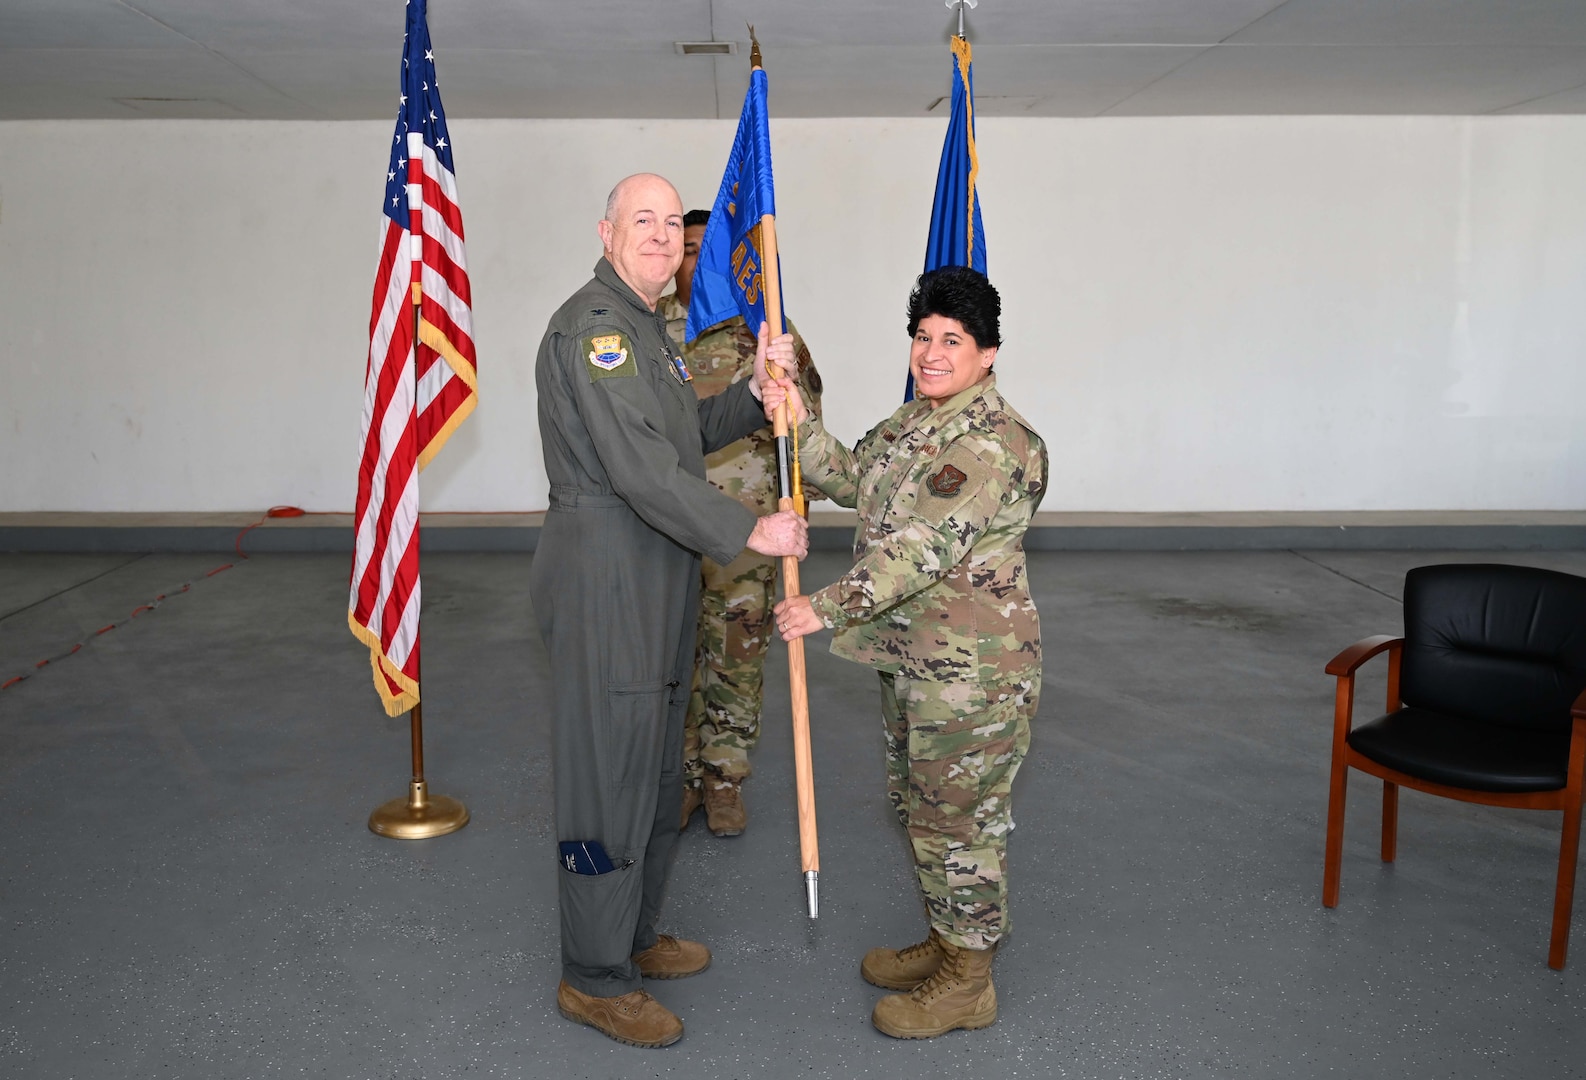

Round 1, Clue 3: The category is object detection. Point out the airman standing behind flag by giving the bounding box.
[661,208,824,837]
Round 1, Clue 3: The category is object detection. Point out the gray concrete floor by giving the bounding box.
[2,549,1584,1079]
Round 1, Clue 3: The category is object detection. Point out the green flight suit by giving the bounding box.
[531,258,766,997]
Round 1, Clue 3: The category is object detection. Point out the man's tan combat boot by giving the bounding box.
[871,941,997,1039]
[556,982,683,1047]
[861,928,945,991]
[703,778,746,837]
[632,934,712,979]
[679,784,704,831]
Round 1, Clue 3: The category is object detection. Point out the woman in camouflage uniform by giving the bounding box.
[767,266,1046,1039]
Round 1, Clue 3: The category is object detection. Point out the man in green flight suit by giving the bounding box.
[659,208,824,837]
[531,173,808,1048]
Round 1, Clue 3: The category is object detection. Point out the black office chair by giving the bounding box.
[1322,563,1586,969]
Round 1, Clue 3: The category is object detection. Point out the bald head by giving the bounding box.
[604,173,680,226]
[597,173,685,309]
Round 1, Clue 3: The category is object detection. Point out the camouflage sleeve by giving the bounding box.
[787,323,823,420]
[787,323,825,503]
[697,377,767,455]
[806,441,1005,629]
[794,413,860,508]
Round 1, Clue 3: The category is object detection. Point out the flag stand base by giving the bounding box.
[369,780,469,839]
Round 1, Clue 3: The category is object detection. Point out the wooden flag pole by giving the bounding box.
[368,288,470,840]
[757,209,820,917]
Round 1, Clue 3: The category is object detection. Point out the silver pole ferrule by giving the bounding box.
[805,870,819,919]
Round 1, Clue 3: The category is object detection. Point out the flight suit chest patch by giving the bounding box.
[662,345,693,385]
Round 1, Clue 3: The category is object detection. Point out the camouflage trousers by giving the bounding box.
[683,548,778,787]
[879,672,1038,951]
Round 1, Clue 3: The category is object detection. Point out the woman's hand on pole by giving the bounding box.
[761,377,808,424]
[753,321,798,403]
[773,594,824,641]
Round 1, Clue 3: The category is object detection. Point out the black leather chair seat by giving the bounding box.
[1348,707,1570,793]
[1325,564,1586,967]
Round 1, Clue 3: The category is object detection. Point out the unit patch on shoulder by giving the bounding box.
[914,444,992,526]
[588,334,627,370]
[928,463,968,497]
[583,332,637,381]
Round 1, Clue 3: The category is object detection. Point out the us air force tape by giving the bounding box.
[915,443,992,525]
[584,331,637,382]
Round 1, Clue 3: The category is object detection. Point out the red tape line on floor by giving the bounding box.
[0,506,305,692]
[3,506,548,692]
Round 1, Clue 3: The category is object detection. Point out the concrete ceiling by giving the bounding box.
[3,0,1586,120]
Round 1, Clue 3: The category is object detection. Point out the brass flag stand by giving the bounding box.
[368,288,470,841]
[368,671,470,839]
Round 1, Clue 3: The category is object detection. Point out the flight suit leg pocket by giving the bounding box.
[603,679,669,790]
[559,861,645,975]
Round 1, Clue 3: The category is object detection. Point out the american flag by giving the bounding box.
[349,0,477,717]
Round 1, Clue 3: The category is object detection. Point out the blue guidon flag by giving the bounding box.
[686,65,782,342]
[908,33,985,401]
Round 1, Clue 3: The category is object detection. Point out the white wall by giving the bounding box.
[1,116,1582,513]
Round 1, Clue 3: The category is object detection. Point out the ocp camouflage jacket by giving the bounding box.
[801,373,1047,685]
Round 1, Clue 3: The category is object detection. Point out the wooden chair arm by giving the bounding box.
[1325,635,1403,677]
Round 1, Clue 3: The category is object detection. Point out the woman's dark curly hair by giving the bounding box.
[906,265,1001,349]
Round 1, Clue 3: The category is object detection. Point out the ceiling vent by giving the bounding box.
[675,41,737,55]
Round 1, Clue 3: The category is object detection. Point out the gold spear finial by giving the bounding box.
[748,23,762,68]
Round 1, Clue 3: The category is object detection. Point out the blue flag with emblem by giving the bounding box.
[686,66,782,342]
[908,34,986,400]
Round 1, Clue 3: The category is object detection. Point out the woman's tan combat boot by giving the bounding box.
[870,940,997,1039]
[860,928,946,991]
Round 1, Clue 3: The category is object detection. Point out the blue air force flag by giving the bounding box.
[686,67,782,342]
[925,35,986,276]
[908,35,986,400]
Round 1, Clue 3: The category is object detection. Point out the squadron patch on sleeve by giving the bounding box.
[914,444,992,525]
[928,463,968,497]
[584,332,637,382]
